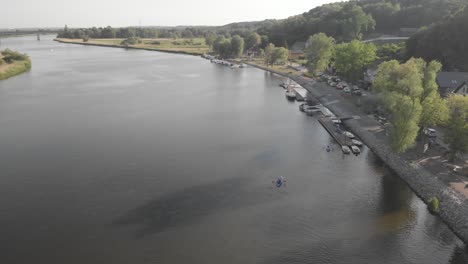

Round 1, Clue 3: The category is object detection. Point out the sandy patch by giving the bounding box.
[450,182,468,199]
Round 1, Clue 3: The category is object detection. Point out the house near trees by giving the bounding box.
[289,41,307,60]
[436,72,468,97]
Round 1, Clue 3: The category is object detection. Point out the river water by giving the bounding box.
[0,35,466,264]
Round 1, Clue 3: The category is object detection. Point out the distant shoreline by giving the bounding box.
[54,38,204,57]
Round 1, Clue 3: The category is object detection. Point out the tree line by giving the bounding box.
[57,25,207,39]
[406,6,468,71]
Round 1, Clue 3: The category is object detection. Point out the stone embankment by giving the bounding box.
[245,61,468,244]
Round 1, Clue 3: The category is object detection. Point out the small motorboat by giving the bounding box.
[285,90,296,100]
[342,145,351,154]
[351,139,363,147]
[343,131,355,139]
[351,145,361,154]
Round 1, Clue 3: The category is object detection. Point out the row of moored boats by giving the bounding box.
[281,78,364,155]
[202,54,244,68]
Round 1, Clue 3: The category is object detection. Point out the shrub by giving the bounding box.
[121,37,142,46]
[428,197,440,214]
[150,41,161,45]
[2,49,28,63]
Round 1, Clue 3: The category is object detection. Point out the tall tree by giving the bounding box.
[338,3,376,40]
[444,95,468,161]
[245,31,261,50]
[419,60,449,128]
[374,59,423,152]
[264,43,275,66]
[333,40,376,81]
[271,47,289,65]
[230,35,245,58]
[305,33,335,74]
[205,33,217,49]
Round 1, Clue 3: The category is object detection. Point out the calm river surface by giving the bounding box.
[0,36,466,264]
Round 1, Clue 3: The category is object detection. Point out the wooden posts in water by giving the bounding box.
[37,34,40,41]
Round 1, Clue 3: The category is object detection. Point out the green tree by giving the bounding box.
[387,93,422,153]
[230,35,245,58]
[419,60,449,128]
[205,33,217,48]
[213,36,232,58]
[444,95,468,161]
[264,43,275,66]
[333,40,376,81]
[305,33,335,74]
[245,31,261,50]
[338,3,376,40]
[374,59,423,152]
[271,47,289,65]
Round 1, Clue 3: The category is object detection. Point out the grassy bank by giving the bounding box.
[0,50,31,80]
[56,37,209,55]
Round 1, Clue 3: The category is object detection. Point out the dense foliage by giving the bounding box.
[373,58,448,152]
[333,40,377,81]
[406,7,468,71]
[305,33,335,74]
[444,95,468,161]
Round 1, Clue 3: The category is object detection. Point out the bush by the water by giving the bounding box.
[428,197,440,214]
[121,37,142,46]
[0,49,31,80]
[2,49,28,63]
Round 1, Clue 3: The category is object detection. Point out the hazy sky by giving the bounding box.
[3,0,338,28]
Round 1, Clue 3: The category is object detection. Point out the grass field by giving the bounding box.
[56,38,210,55]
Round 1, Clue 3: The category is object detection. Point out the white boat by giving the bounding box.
[351,145,361,154]
[351,139,363,147]
[342,145,351,154]
[285,90,296,100]
[343,131,355,139]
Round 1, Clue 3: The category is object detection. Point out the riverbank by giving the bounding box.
[244,60,468,245]
[0,51,31,80]
[54,38,208,56]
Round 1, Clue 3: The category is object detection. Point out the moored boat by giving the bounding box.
[342,145,351,154]
[351,145,361,154]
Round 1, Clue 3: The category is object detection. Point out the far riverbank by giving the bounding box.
[243,60,468,245]
[54,38,207,56]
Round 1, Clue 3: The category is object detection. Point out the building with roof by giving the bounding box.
[436,72,468,96]
[289,41,307,60]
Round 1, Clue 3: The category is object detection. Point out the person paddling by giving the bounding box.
[273,176,286,187]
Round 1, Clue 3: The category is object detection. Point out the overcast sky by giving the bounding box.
[3,0,338,28]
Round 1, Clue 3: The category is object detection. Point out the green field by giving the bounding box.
[57,38,210,55]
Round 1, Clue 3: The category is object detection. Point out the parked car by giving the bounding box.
[343,87,351,93]
[330,82,337,87]
[424,128,437,137]
[351,85,360,91]
[352,89,362,96]
[343,131,355,139]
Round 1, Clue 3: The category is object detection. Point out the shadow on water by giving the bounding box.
[113,175,280,238]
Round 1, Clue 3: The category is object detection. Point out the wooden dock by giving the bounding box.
[318,117,352,147]
[292,86,308,100]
